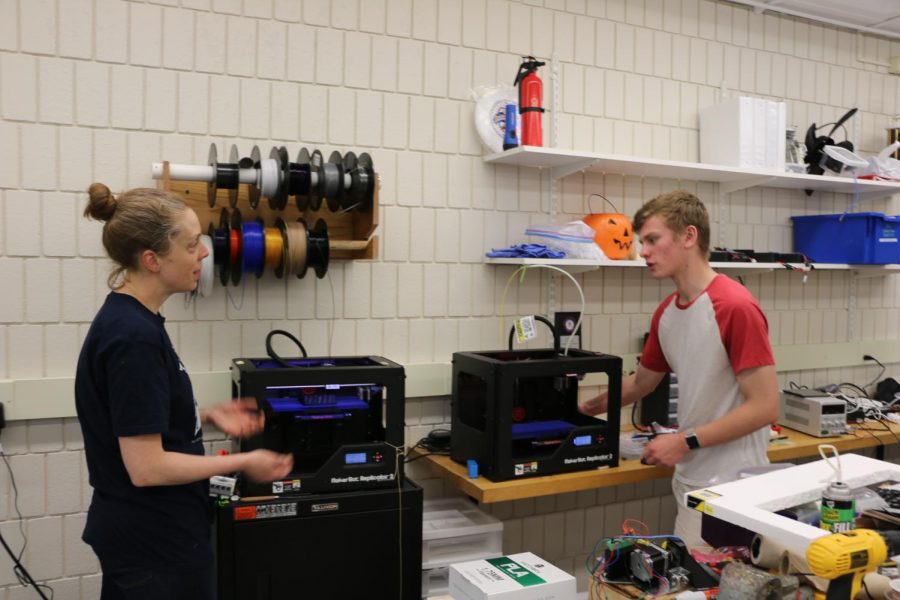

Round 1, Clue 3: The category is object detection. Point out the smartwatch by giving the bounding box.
[684,429,701,450]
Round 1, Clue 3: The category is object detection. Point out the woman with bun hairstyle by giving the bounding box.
[75,184,293,599]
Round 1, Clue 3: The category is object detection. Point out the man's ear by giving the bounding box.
[681,225,699,249]
[140,249,162,273]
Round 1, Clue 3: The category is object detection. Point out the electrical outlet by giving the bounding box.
[554,311,582,349]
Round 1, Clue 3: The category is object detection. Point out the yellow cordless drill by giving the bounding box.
[806,530,893,600]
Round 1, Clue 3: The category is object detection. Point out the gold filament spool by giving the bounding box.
[264,227,283,268]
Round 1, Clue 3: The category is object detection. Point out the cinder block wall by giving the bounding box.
[2,0,900,597]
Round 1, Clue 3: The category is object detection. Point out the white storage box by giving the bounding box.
[422,565,450,597]
[700,96,786,171]
[422,498,503,569]
[449,552,576,600]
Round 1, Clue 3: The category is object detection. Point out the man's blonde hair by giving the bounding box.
[633,190,710,255]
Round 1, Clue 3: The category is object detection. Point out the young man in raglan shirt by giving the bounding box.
[579,190,779,548]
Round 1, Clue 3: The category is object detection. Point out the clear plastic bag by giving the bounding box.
[858,141,900,180]
[525,221,607,260]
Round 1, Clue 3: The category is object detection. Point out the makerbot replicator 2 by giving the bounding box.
[232,355,405,496]
[451,348,622,481]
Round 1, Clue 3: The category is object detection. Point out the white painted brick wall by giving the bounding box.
[1,0,900,594]
[25,259,61,323]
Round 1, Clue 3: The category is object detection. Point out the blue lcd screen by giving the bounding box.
[345,452,367,465]
[573,435,591,447]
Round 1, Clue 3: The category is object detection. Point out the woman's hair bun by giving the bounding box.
[85,182,117,221]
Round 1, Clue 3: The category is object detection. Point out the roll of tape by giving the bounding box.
[750,534,791,574]
[198,235,214,297]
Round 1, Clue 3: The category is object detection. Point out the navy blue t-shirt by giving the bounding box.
[75,292,211,570]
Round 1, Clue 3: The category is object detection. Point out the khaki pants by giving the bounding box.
[671,478,706,549]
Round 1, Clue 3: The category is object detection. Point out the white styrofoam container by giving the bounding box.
[699,96,786,172]
[422,497,503,569]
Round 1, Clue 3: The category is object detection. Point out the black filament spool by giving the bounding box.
[340,151,358,210]
[215,209,231,286]
[307,218,330,279]
[248,145,262,209]
[296,217,310,280]
[287,161,311,205]
[308,149,324,211]
[227,145,241,208]
[229,208,243,286]
[354,152,375,212]
[323,151,344,211]
[294,148,311,211]
[209,222,228,266]
[269,146,290,211]
[207,143,240,208]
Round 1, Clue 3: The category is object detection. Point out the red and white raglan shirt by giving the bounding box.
[641,274,775,488]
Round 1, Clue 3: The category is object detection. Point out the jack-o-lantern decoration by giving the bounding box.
[583,213,634,260]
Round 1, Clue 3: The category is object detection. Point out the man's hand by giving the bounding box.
[203,398,265,439]
[641,432,689,468]
[579,392,608,416]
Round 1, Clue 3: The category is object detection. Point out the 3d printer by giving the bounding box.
[232,354,405,496]
[450,348,622,481]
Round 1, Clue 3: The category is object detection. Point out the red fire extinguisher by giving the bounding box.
[514,56,546,147]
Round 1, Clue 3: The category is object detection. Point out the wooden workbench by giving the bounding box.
[417,423,900,503]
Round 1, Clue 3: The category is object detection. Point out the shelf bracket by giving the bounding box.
[549,158,599,181]
[720,176,776,195]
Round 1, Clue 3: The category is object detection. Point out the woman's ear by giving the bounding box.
[140,249,162,273]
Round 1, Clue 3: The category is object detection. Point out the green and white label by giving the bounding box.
[486,557,546,587]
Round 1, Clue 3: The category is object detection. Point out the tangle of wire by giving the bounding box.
[586,532,684,600]
[498,265,585,356]
[1,450,53,599]
[404,429,451,464]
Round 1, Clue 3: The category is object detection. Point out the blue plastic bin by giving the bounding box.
[791,212,900,264]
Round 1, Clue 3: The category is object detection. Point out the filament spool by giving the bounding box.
[308,149,324,211]
[307,218,330,279]
[323,151,344,211]
[264,226,283,270]
[207,143,240,207]
[340,151,358,210]
[286,147,312,210]
[295,148,312,211]
[269,146,290,211]
[229,208,244,286]
[211,209,232,286]
[241,219,266,278]
[355,152,376,212]
[248,146,262,209]
[277,218,310,280]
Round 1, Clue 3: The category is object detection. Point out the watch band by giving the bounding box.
[684,429,701,450]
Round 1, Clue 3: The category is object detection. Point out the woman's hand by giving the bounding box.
[242,450,294,483]
[203,398,265,439]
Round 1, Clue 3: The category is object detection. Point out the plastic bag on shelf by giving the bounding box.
[525,221,607,260]
[857,141,900,181]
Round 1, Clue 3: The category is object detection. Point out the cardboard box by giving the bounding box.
[448,552,575,600]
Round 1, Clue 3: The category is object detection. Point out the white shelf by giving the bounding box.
[484,257,900,277]
[484,146,900,196]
